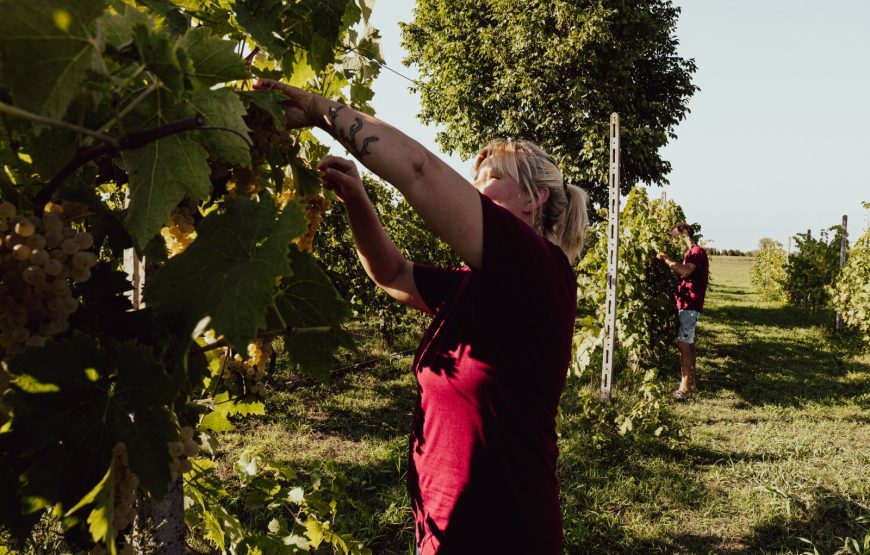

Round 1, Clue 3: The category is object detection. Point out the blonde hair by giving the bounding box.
[473,139,589,262]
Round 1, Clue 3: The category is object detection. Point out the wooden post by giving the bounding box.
[601,113,620,400]
[124,243,185,553]
[835,215,848,331]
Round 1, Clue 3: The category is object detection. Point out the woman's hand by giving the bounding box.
[318,156,366,205]
[253,79,322,129]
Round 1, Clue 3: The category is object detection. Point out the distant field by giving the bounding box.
[709,254,753,287]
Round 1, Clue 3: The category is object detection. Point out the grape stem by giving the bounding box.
[199,125,253,147]
[0,100,118,147]
[35,116,205,209]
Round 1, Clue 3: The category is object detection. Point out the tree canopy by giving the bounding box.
[401,0,698,208]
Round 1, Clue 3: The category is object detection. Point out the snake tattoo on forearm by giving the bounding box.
[327,105,380,158]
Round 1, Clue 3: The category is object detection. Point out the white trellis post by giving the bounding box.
[835,214,848,331]
[601,113,620,400]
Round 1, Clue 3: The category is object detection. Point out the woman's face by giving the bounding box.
[474,159,530,222]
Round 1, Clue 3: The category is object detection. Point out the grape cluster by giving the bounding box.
[160,201,197,257]
[168,426,199,481]
[276,175,296,208]
[0,201,97,357]
[220,339,273,398]
[226,166,261,197]
[294,194,331,253]
[246,105,295,165]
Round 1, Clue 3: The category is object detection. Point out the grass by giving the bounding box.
[211,255,869,554]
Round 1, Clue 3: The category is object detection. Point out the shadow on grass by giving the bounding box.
[698,302,870,408]
[558,435,772,554]
[745,489,869,554]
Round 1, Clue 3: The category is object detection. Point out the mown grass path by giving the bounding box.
[639,256,870,553]
[221,256,868,554]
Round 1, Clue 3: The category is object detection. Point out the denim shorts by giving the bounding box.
[677,309,700,344]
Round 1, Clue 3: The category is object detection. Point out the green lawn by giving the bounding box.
[215,255,869,554]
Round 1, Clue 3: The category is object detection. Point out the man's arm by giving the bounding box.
[657,252,696,277]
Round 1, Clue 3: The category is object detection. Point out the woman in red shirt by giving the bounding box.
[257,79,589,554]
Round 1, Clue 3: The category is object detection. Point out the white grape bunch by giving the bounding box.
[0,201,97,357]
[160,201,197,257]
[168,425,199,481]
[220,339,273,398]
[294,193,331,253]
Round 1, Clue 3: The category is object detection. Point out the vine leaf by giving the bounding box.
[233,0,287,56]
[6,334,176,507]
[100,3,152,48]
[274,247,353,380]
[189,88,252,168]
[122,134,211,251]
[180,27,249,89]
[65,464,115,550]
[144,196,307,353]
[0,0,106,122]
[132,23,189,94]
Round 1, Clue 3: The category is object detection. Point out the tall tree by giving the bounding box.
[401,0,697,208]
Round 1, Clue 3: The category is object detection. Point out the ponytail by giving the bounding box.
[554,184,589,263]
[474,139,590,263]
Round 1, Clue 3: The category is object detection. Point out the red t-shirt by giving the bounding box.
[675,244,709,312]
[409,193,576,555]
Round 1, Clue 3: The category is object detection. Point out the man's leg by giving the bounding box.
[677,339,694,393]
[688,342,697,390]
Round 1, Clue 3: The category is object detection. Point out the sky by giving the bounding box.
[323,0,870,252]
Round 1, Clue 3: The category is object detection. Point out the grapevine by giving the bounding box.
[0,0,383,551]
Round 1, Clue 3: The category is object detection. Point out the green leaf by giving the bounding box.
[65,465,115,550]
[100,3,151,48]
[282,47,316,88]
[144,196,307,352]
[288,160,321,197]
[6,334,176,506]
[233,0,287,56]
[189,88,251,167]
[304,516,325,549]
[122,134,211,251]
[138,0,188,36]
[275,247,353,380]
[179,27,248,88]
[199,411,235,432]
[0,0,106,121]
[357,0,374,23]
[132,23,188,94]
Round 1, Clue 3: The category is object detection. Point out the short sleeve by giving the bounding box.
[413,263,468,314]
[479,193,568,290]
[684,246,707,268]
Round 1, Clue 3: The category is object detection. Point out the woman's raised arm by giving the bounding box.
[255,80,484,269]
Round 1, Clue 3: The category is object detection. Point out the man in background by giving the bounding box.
[657,223,709,400]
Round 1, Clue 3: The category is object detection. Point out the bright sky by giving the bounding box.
[329,0,870,251]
